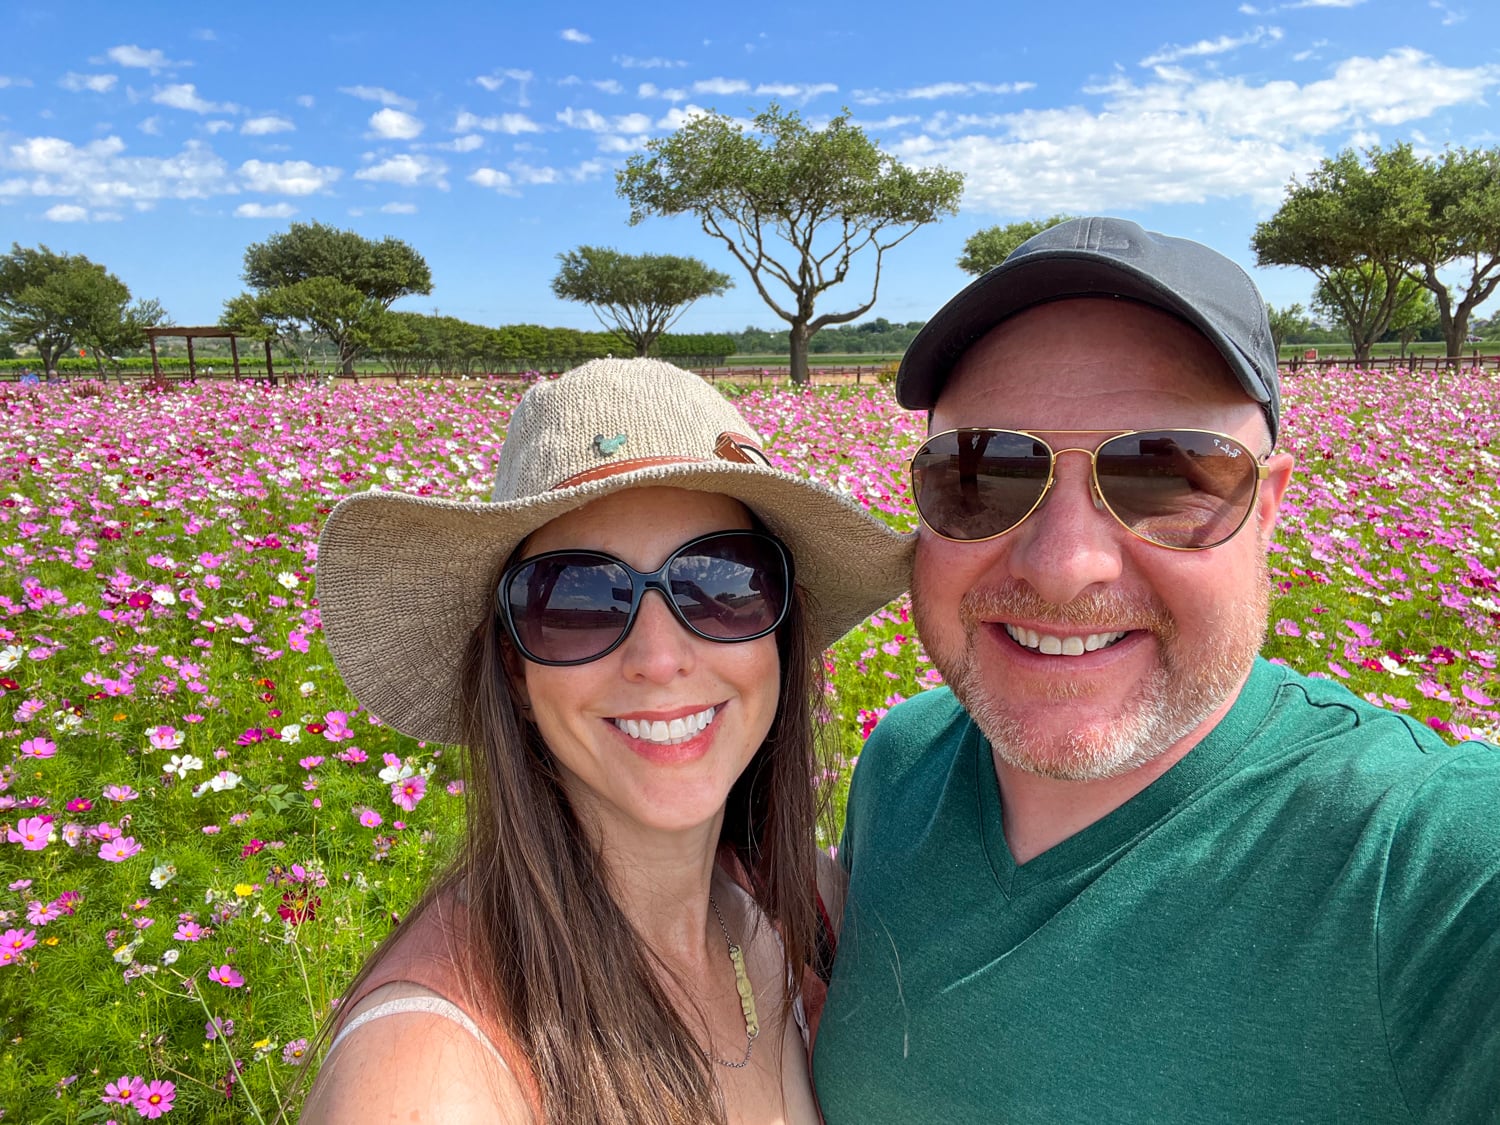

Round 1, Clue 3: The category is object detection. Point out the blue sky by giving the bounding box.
[2,0,1497,337]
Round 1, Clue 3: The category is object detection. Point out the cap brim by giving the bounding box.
[317,463,914,744]
[896,250,1273,413]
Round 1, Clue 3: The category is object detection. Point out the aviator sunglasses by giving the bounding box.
[498,529,793,666]
[910,428,1271,551]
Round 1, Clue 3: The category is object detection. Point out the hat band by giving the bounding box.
[551,432,768,490]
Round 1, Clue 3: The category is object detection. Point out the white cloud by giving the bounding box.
[475,69,534,105]
[239,158,340,195]
[654,105,719,130]
[103,45,181,74]
[339,85,416,110]
[557,107,652,133]
[380,201,418,213]
[354,153,448,188]
[852,81,1035,105]
[242,115,294,135]
[616,55,687,69]
[44,204,89,222]
[60,73,118,93]
[139,116,163,135]
[234,201,297,218]
[693,77,750,96]
[597,135,648,153]
[468,167,516,193]
[153,83,239,114]
[435,134,484,152]
[755,82,838,102]
[638,82,687,102]
[295,94,316,108]
[892,48,1500,216]
[1140,26,1283,67]
[561,28,592,43]
[453,110,543,134]
[593,79,623,94]
[1430,0,1465,24]
[0,136,233,206]
[204,120,234,134]
[192,28,217,41]
[0,76,33,88]
[369,108,424,139]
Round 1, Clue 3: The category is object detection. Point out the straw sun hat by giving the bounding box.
[317,357,914,745]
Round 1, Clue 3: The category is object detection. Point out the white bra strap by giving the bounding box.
[329,995,512,1074]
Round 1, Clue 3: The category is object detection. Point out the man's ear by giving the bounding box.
[1257,451,1296,540]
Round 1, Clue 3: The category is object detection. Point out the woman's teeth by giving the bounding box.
[1004,625,1128,656]
[612,707,717,744]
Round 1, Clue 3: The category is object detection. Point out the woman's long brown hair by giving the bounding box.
[303,576,827,1124]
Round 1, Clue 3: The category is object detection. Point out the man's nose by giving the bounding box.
[1002,451,1124,603]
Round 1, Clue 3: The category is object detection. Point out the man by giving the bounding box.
[813,217,1500,1122]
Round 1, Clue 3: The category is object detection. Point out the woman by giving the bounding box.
[300,358,909,1124]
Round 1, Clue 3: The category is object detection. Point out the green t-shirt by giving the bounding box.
[813,659,1500,1123]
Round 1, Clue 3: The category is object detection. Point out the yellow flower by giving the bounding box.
[253,1038,271,1050]
[113,713,127,722]
[44,936,59,946]
[234,883,254,897]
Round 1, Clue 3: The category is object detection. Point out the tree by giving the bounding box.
[551,247,732,356]
[1385,144,1500,362]
[618,104,964,385]
[1265,303,1312,355]
[1311,265,1428,365]
[228,222,432,374]
[1384,283,1439,361]
[1253,147,1424,366]
[0,245,166,375]
[957,215,1076,276]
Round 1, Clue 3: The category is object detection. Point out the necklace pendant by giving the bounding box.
[727,942,760,1040]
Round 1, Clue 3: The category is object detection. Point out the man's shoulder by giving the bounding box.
[862,688,970,762]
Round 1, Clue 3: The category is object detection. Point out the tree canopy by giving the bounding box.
[957,215,1076,276]
[551,246,732,356]
[227,222,432,373]
[1309,263,1429,365]
[617,103,964,384]
[0,244,166,374]
[1254,143,1500,363]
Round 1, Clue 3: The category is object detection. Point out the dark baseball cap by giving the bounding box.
[897,216,1282,441]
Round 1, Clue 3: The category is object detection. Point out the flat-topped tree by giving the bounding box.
[228,222,431,375]
[551,246,732,357]
[618,104,963,385]
[958,216,1076,277]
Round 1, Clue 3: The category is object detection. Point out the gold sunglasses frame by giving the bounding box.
[909,427,1271,552]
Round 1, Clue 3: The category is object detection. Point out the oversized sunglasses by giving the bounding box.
[910,428,1271,551]
[498,530,792,666]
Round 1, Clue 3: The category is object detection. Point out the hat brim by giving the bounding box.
[317,462,914,744]
[896,250,1274,416]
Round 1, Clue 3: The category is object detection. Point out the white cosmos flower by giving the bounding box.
[0,645,22,672]
[280,724,302,744]
[378,762,415,784]
[150,863,177,889]
[277,571,300,589]
[164,754,204,776]
[150,588,177,606]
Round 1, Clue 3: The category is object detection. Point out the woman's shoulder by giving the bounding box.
[302,981,534,1124]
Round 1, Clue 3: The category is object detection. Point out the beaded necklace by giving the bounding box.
[707,895,760,1068]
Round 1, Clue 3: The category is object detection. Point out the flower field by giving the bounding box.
[1,367,1497,1121]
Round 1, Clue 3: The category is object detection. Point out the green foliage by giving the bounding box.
[1266,303,1313,353]
[730,318,924,355]
[618,103,963,385]
[0,245,166,375]
[551,246,732,356]
[228,223,432,374]
[956,215,1075,276]
[1311,264,1430,365]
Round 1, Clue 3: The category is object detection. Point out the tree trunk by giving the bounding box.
[1443,311,1469,366]
[788,321,811,386]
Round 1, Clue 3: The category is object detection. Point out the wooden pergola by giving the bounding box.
[144,326,276,384]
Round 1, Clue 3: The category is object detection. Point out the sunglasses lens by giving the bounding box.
[911,430,1052,540]
[669,532,788,641]
[505,553,633,664]
[1095,430,1259,548]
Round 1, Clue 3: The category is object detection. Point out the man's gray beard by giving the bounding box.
[912,570,1268,782]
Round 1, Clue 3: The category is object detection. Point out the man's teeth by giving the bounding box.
[612,707,717,744]
[1004,625,1127,656]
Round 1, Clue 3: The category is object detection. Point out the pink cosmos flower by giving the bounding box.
[19,737,56,759]
[207,963,244,988]
[390,774,426,812]
[358,808,383,829]
[147,725,185,750]
[8,815,52,851]
[133,1078,175,1118]
[99,836,143,862]
[102,784,139,803]
[173,920,205,942]
[26,900,62,925]
[1,927,37,960]
[102,1074,146,1106]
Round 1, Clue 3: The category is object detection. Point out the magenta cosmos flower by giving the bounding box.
[133,1078,175,1118]
[1,928,37,965]
[19,737,56,759]
[102,1074,146,1106]
[207,964,244,988]
[7,816,52,851]
[98,836,143,862]
[390,774,426,812]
